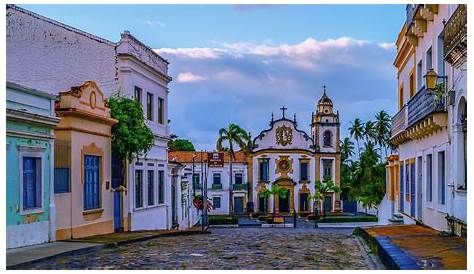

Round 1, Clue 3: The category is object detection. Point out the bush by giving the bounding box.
[318,215,378,223]
[208,215,238,225]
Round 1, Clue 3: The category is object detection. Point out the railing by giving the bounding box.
[407,86,447,128]
[391,105,408,137]
[405,4,420,27]
[232,183,248,191]
[444,4,467,68]
[211,183,223,190]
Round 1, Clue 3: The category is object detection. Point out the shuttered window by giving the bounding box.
[135,169,143,208]
[23,157,41,209]
[158,170,165,204]
[84,155,100,210]
[300,162,308,181]
[147,170,155,206]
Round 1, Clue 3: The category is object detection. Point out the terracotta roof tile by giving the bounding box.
[168,151,248,164]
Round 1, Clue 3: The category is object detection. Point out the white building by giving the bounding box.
[6,5,173,233]
[384,4,466,236]
[168,151,249,216]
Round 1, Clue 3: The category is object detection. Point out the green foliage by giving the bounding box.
[349,118,364,157]
[216,123,251,158]
[168,138,195,151]
[310,176,340,216]
[108,95,154,162]
[259,184,288,215]
[340,137,355,163]
[208,215,238,225]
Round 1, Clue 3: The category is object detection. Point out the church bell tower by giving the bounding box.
[311,86,340,153]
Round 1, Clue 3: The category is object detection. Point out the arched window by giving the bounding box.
[458,97,467,189]
[323,130,332,147]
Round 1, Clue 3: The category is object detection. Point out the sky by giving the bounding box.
[22,4,406,150]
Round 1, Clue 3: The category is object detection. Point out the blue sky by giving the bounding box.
[22,4,406,150]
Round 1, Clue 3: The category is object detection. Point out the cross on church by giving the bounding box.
[280,106,287,118]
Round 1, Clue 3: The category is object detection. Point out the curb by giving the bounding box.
[354,227,420,270]
[7,229,210,269]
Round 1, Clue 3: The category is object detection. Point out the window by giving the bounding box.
[158,170,165,204]
[300,162,308,181]
[54,167,70,193]
[84,155,100,210]
[426,154,433,202]
[323,159,333,178]
[417,60,423,91]
[259,159,269,181]
[438,151,446,205]
[212,197,221,209]
[22,157,42,210]
[147,170,155,206]
[135,169,143,208]
[399,86,404,109]
[193,173,200,189]
[426,47,433,70]
[437,33,445,76]
[134,86,142,103]
[158,97,164,124]
[213,173,221,184]
[323,130,332,147]
[409,72,415,97]
[235,173,243,184]
[405,161,410,200]
[147,92,153,121]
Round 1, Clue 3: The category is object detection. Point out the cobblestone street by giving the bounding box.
[17,228,382,270]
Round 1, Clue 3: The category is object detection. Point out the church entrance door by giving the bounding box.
[279,193,289,213]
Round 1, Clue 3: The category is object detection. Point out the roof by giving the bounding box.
[317,87,333,105]
[168,151,248,164]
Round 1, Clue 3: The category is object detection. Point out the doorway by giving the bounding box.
[278,193,289,213]
[234,196,244,214]
[417,156,423,221]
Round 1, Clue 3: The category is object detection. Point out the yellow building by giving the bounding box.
[54,81,122,240]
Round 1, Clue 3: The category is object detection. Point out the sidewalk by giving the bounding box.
[355,224,467,270]
[7,228,210,269]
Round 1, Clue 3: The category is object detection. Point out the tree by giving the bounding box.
[313,176,341,216]
[374,110,391,160]
[168,138,195,151]
[108,95,154,162]
[340,137,355,163]
[363,120,376,145]
[216,124,251,214]
[349,118,364,157]
[259,184,288,219]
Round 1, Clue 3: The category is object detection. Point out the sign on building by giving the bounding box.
[208,152,224,167]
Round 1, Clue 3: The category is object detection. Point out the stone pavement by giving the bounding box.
[12,228,384,270]
[358,225,467,270]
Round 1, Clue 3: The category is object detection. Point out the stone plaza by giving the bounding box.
[14,228,383,270]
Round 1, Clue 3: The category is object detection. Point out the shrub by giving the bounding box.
[208,215,238,225]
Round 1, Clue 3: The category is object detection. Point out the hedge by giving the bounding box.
[208,215,238,225]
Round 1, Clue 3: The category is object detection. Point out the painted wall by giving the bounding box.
[6,85,58,248]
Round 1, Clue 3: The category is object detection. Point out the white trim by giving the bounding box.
[18,146,46,215]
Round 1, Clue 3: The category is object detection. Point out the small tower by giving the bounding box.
[311,86,340,153]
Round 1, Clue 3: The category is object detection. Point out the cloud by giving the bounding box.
[177,72,206,83]
[158,37,397,150]
[144,19,166,28]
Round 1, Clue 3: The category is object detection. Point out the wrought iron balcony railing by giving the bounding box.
[444,4,467,68]
[391,104,408,138]
[232,183,248,191]
[407,86,447,128]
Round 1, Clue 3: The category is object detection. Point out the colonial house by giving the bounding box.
[168,151,249,216]
[54,81,119,240]
[6,5,173,232]
[6,82,60,248]
[384,4,466,235]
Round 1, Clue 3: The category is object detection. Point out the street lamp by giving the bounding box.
[424,68,439,90]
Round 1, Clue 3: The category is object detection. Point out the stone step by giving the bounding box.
[393,213,403,219]
[388,218,404,223]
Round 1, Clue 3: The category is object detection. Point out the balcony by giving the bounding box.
[407,86,446,128]
[211,183,223,190]
[232,183,248,191]
[391,105,407,137]
[405,4,438,46]
[444,4,467,68]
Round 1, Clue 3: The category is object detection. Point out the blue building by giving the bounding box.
[6,82,60,248]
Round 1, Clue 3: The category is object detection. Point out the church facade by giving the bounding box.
[249,88,342,215]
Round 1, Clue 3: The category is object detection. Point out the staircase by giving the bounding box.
[388,213,404,224]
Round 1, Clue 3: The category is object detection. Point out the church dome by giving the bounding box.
[317,86,333,106]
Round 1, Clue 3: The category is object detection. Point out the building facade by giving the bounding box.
[7,5,173,233]
[385,4,467,235]
[54,81,119,240]
[6,82,60,248]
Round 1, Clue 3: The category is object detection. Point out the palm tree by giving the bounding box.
[216,124,251,215]
[259,184,288,220]
[374,110,391,160]
[313,176,341,217]
[349,118,364,158]
[363,120,376,145]
[340,137,355,163]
